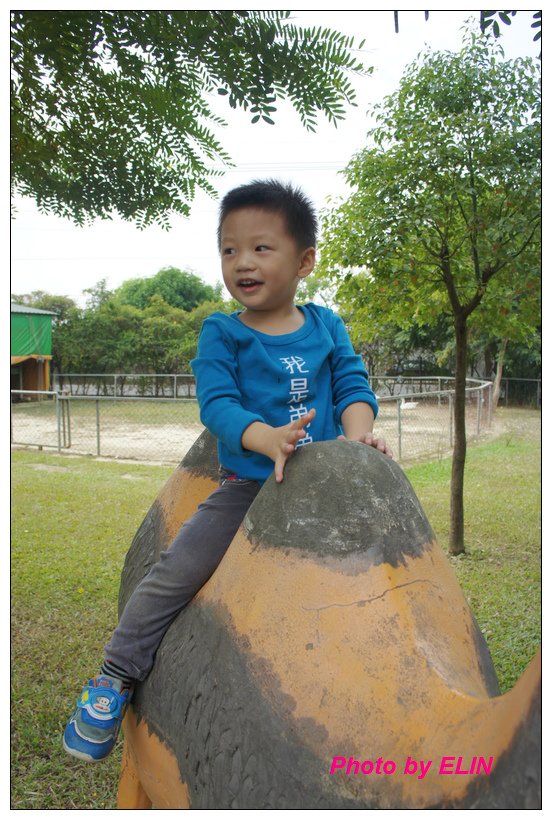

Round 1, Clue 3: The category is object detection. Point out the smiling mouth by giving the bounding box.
[237,279,262,291]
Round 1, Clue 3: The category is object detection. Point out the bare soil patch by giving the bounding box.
[11,404,540,466]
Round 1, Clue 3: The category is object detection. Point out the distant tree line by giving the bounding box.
[12,266,235,374]
[14,264,539,383]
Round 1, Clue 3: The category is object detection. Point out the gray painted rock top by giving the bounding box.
[245,440,435,566]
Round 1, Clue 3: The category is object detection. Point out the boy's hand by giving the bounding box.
[339,403,393,459]
[272,409,316,483]
[241,409,316,483]
[338,431,393,459]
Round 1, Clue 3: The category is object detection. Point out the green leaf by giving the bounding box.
[10,10,371,226]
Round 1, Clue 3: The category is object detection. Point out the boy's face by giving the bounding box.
[220,208,315,316]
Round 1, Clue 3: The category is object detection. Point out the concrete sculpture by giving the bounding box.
[116,430,540,809]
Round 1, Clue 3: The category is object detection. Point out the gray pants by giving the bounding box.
[104,477,261,681]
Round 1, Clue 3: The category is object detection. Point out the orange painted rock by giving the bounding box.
[117,430,541,810]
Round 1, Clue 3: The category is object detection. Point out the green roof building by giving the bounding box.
[11,303,56,396]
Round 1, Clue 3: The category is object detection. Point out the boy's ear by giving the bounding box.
[297,247,316,279]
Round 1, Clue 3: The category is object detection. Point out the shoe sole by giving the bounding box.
[62,737,107,763]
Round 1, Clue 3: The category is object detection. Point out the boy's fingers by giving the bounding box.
[288,408,315,437]
[369,434,394,459]
[274,456,285,483]
[275,408,316,483]
[297,408,315,427]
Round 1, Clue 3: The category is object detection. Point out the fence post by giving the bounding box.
[56,393,62,453]
[66,394,72,447]
[449,394,454,447]
[59,388,71,448]
[477,389,481,435]
[61,393,66,446]
[96,400,101,456]
[397,398,402,461]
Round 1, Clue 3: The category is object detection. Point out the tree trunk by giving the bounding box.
[484,345,494,379]
[449,315,468,555]
[492,338,508,410]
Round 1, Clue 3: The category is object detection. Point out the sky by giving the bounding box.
[9,8,542,307]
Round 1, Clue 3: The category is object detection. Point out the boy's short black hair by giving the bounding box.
[217,179,318,250]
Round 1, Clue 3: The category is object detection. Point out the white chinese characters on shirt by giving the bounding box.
[279,356,313,448]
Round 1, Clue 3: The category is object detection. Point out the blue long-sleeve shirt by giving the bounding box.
[191,302,378,482]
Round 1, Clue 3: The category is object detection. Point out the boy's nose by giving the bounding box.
[235,251,256,271]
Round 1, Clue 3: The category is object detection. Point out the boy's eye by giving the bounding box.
[222,247,235,256]
[256,244,270,252]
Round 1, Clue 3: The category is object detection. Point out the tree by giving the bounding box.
[115,266,220,312]
[133,296,191,375]
[320,27,540,554]
[52,300,142,374]
[11,11,368,227]
[82,279,115,310]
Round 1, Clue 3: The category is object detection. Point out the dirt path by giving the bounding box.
[11,405,540,466]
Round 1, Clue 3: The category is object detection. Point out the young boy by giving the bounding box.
[63,179,391,762]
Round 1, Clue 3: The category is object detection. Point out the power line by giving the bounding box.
[13,256,210,262]
[205,161,349,172]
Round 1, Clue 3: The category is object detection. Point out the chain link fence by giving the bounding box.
[11,392,202,463]
[370,376,494,462]
[500,378,541,408]
[12,376,496,466]
[377,385,492,463]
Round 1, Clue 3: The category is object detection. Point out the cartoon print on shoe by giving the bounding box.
[63,675,132,762]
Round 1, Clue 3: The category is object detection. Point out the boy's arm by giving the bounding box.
[192,317,265,454]
[242,409,316,484]
[340,402,393,458]
[327,312,379,423]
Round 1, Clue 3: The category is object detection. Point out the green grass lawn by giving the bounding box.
[11,454,174,809]
[405,430,541,692]
[11,418,540,809]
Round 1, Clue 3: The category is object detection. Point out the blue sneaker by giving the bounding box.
[63,675,132,762]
